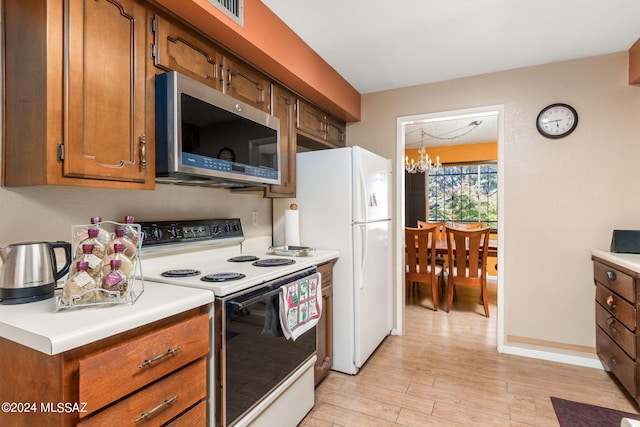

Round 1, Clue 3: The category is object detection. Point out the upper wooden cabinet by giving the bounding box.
[150,10,270,114]
[2,0,152,189]
[151,13,223,91]
[325,115,347,147]
[296,99,346,149]
[222,57,271,113]
[265,85,296,198]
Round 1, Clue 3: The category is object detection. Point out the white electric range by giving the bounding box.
[137,218,338,427]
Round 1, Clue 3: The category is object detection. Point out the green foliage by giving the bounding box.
[428,164,498,228]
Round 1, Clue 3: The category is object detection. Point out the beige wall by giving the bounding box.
[348,51,640,358]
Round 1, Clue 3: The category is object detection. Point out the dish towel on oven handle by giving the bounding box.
[279,272,322,341]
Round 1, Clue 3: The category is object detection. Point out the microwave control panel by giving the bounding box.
[139,218,243,246]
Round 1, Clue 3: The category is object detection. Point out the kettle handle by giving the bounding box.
[49,241,72,281]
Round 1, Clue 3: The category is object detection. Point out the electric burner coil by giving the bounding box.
[252,258,296,267]
[161,269,201,277]
[201,273,246,282]
[228,255,260,262]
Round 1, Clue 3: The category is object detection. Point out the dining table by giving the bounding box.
[433,238,499,258]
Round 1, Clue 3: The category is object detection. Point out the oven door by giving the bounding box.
[218,268,317,426]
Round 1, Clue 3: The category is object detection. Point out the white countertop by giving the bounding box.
[0,281,214,355]
[592,249,640,273]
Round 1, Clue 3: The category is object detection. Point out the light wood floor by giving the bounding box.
[300,280,640,426]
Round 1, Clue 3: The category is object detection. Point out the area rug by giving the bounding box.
[551,396,640,427]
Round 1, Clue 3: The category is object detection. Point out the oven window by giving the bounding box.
[224,292,316,425]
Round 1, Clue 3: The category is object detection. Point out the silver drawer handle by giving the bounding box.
[135,395,178,423]
[138,346,182,369]
[606,270,617,281]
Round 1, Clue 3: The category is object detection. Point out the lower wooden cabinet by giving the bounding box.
[593,256,640,405]
[0,307,209,426]
[315,259,336,385]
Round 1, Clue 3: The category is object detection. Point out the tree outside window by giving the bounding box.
[428,163,498,230]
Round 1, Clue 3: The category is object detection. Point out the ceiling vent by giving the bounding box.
[208,0,244,27]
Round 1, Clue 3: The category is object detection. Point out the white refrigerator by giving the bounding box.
[296,146,392,374]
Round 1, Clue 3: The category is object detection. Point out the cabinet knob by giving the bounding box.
[138,345,182,368]
[606,295,617,309]
[610,356,618,365]
[606,270,617,281]
[607,317,619,335]
[135,395,178,423]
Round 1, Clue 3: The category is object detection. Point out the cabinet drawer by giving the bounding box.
[78,358,207,426]
[595,283,636,331]
[79,312,209,414]
[594,261,636,303]
[317,263,333,284]
[596,303,636,358]
[597,329,637,398]
[166,399,207,426]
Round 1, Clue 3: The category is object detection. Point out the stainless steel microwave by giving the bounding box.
[155,71,280,187]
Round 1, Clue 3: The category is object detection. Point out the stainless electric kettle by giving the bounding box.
[0,241,72,304]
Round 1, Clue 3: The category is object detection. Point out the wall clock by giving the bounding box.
[536,103,578,139]
[217,148,235,162]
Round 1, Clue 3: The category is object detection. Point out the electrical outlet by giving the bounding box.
[251,211,259,226]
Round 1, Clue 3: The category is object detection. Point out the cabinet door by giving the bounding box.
[223,57,271,112]
[325,114,346,147]
[265,85,296,198]
[296,99,326,140]
[152,14,222,90]
[66,0,147,182]
[315,261,334,385]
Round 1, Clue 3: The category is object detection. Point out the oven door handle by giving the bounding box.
[227,285,281,311]
[226,269,317,311]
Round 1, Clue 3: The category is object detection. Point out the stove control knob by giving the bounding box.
[224,224,231,233]
[168,226,179,238]
[152,228,163,240]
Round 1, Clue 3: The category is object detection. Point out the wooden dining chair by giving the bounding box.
[444,225,491,317]
[405,225,443,311]
[417,220,446,273]
[452,221,485,230]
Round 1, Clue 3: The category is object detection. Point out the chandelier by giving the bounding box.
[404,120,483,174]
[405,131,442,174]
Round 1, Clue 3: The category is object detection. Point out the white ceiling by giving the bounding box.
[404,112,498,148]
[261,0,640,95]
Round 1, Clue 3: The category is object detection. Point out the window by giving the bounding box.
[428,163,498,229]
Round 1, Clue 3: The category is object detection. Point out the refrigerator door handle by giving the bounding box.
[357,158,369,223]
[357,224,368,290]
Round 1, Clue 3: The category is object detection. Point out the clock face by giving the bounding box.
[217,148,235,162]
[536,103,578,139]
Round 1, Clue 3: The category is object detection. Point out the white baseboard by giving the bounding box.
[499,343,603,369]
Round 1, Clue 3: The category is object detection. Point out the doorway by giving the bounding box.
[394,105,505,350]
